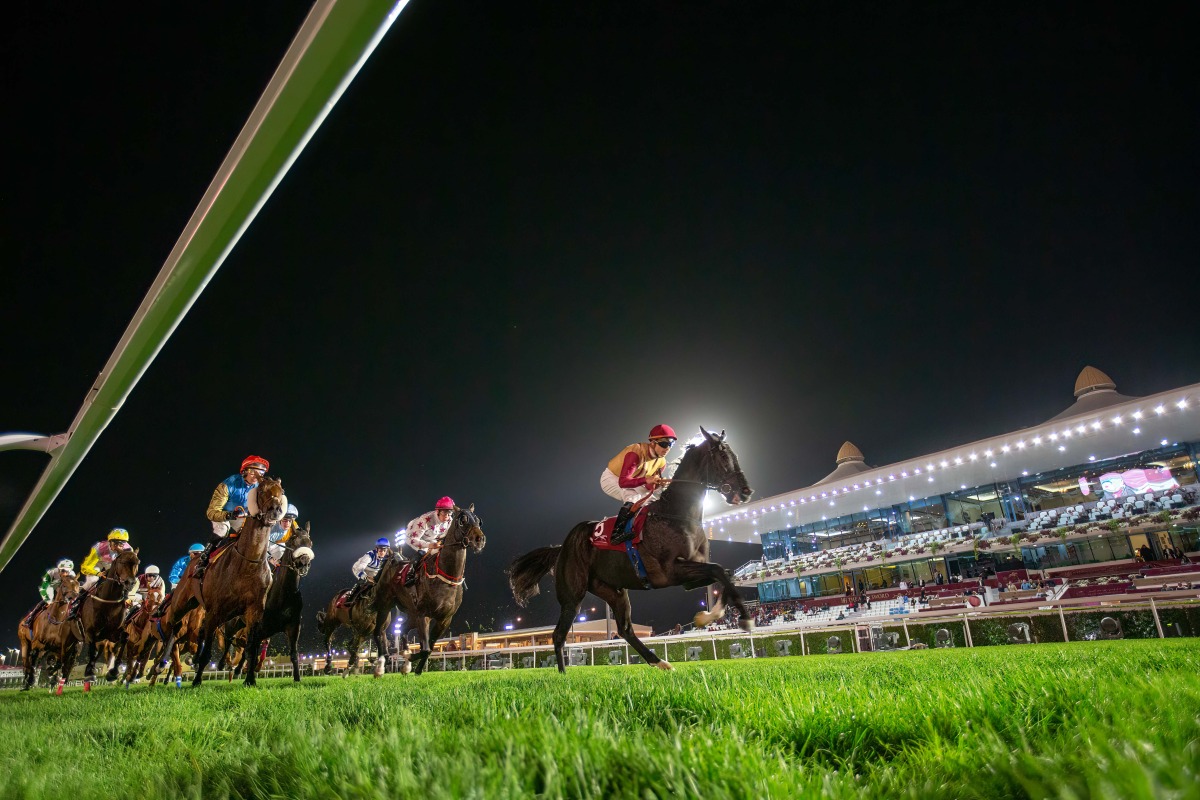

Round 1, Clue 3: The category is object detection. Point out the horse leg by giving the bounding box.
[371,613,390,676]
[552,554,588,674]
[287,622,301,681]
[21,644,37,691]
[590,578,668,670]
[83,641,99,681]
[675,560,751,630]
[410,617,430,675]
[191,621,218,688]
[347,633,362,675]
[242,617,263,687]
[321,621,337,675]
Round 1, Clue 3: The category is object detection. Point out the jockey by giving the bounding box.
[196,454,269,577]
[267,503,300,565]
[80,528,133,590]
[25,559,75,624]
[345,537,392,604]
[401,497,455,585]
[169,543,205,589]
[603,424,676,544]
[125,565,166,622]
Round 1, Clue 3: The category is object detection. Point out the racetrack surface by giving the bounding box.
[1,640,1198,800]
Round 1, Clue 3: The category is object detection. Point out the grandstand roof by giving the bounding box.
[705,370,1200,544]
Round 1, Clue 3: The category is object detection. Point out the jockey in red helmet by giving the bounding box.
[196,455,270,577]
[603,425,676,544]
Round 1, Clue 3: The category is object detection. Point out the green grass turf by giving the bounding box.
[1,640,1197,800]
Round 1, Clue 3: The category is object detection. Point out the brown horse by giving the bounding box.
[510,428,753,672]
[372,506,486,674]
[17,573,82,691]
[76,549,140,681]
[315,585,391,676]
[159,476,288,686]
[143,604,205,687]
[220,524,314,681]
[117,585,165,684]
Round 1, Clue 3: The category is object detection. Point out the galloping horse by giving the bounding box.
[17,573,82,690]
[143,604,204,687]
[315,584,391,676]
[222,524,314,681]
[160,476,288,686]
[510,428,753,672]
[76,549,140,681]
[116,584,165,684]
[373,506,486,674]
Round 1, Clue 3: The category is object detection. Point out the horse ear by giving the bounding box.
[304,521,311,534]
[720,429,726,441]
[134,547,140,556]
[468,503,475,513]
[699,425,711,440]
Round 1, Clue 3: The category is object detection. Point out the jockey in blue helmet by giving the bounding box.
[345,537,392,605]
[169,543,206,589]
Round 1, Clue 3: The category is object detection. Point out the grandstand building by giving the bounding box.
[714,367,1200,601]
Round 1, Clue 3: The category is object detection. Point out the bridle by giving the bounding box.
[277,539,313,576]
[660,440,749,502]
[228,486,288,566]
[422,509,483,587]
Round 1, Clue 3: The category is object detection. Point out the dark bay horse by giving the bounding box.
[373,506,486,675]
[18,573,82,691]
[222,524,314,681]
[160,476,288,686]
[509,428,753,672]
[76,549,140,681]
[315,584,391,676]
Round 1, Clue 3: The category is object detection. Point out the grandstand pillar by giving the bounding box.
[711,636,718,659]
[902,620,911,647]
[1149,597,1165,638]
[1058,604,1069,641]
[963,615,974,647]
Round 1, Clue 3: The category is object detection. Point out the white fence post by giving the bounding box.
[1058,604,1069,642]
[1150,597,1165,639]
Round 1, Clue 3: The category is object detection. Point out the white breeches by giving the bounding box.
[600,469,662,504]
[211,517,247,538]
[82,575,98,590]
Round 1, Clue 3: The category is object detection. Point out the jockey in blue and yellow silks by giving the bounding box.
[195,454,269,577]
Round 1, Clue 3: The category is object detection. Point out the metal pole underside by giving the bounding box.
[0,0,410,572]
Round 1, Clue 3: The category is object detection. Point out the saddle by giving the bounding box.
[334,589,353,609]
[393,562,415,586]
[590,507,651,550]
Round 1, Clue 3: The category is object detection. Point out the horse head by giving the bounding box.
[248,477,288,524]
[56,573,81,605]
[691,427,753,505]
[285,521,315,577]
[109,548,141,593]
[453,504,486,554]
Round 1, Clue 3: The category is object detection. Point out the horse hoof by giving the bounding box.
[740,619,755,633]
[655,661,675,671]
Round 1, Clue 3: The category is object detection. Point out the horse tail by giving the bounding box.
[508,545,562,607]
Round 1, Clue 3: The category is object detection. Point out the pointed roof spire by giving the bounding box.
[835,441,865,465]
[1074,365,1117,398]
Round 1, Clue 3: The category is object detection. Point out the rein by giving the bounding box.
[652,442,745,524]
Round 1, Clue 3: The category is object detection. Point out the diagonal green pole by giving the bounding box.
[0,0,411,573]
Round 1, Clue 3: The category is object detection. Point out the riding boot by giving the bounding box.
[23,600,47,627]
[610,502,636,545]
[346,580,367,606]
[403,555,424,587]
[193,536,223,578]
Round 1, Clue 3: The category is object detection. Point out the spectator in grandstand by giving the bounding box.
[1020,579,1033,590]
[899,579,908,591]
[1140,544,1155,562]
[857,579,865,595]
[935,573,945,586]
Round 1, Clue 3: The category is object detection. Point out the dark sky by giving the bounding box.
[2,2,1197,651]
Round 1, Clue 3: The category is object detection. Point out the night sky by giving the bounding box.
[2,2,1197,651]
